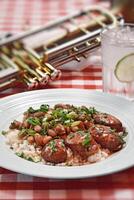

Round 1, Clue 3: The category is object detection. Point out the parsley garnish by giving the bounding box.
[82,134,90,147]
[78,106,97,115]
[52,109,68,123]
[40,129,47,135]
[40,104,49,112]
[27,157,35,162]
[1,131,7,135]
[27,107,37,113]
[27,104,49,114]
[110,128,116,133]
[61,139,65,147]
[27,117,41,126]
[16,152,24,158]
[49,140,57,153]
[80,106,90,114]
[122,130,128,138]
[118,135,126,144]
[88,107,97,115]
[16,152,40,163]
[49,120,56,127]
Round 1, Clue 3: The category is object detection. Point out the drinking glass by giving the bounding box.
[101,24,134,100]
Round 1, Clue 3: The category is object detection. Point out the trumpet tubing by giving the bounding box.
[0,6,122,91]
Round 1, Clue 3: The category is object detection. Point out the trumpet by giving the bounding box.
[0,5,123,91]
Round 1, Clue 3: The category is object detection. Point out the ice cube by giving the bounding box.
[104,25,134,46]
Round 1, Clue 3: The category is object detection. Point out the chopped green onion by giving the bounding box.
[20,128,36,136]
[71,121,81,127]
[67,111,78,119]
[68,133,74,139]
[26,129,36,136]
[64,119,74,125]
[42,122,49,130]
[77,131,86,136]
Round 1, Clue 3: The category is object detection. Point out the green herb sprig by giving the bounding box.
[49,140,57,153]
[82,134,90,147]
[27,117,41,126]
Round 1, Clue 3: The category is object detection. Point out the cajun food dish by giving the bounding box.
[2,104,127,166]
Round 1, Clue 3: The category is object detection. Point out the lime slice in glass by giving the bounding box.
[114,53,134,82]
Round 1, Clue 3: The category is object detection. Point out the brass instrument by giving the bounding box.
[0,5,123,91]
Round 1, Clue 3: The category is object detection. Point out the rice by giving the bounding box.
[5,129,109,166]
[88,150,108,163]
[6,130,42,163]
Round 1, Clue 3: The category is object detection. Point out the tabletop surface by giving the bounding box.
[0,0,134,200]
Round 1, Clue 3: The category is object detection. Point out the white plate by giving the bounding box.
[0,89,134,179]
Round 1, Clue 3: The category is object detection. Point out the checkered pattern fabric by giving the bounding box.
[0,0,134,200]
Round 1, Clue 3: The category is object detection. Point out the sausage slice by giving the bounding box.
[41,139,67,164]
[66,132,99,159]
[90,125,124,152]
[93,113,123,132]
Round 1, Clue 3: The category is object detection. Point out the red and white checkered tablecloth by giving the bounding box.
[0,0,134,200]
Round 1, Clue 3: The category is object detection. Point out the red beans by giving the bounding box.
[66,126,71,134]
[34,125,42,132]
[84,120,94,129]
[48,129,57,137]
[34,133,44,146]
[27,136,35,144]
[78,114,87,121]
[9,120,22,129]
[34,133,52,146]
[33,112,44,117]
[54,124,66,135]
[60,134,67,140]
[22,121,30,129]
[78,121,85,130]
[54,104,72,109]
[71,126,79,132]
[43,136,52,145]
